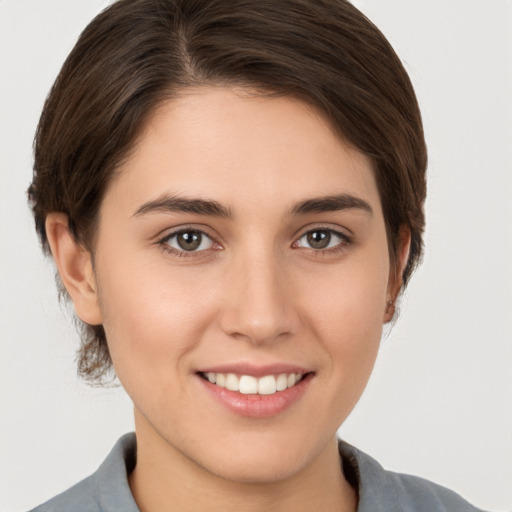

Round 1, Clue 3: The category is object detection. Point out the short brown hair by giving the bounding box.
[28,0,427,384]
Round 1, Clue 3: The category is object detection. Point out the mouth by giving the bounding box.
[196,364,314,417]
[199,371,307,396]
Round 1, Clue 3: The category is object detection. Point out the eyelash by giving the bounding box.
[293,227,352,256]
[158,226,219,258]
[157,226,352,258]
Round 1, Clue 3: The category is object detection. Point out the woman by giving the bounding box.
[13,0,500,510]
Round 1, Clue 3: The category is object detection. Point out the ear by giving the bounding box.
[45,213,103,325]
[384,226,411,323]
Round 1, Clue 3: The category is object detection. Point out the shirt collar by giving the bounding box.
[92,433,392,512]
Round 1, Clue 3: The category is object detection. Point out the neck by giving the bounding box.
[129,413,357,512]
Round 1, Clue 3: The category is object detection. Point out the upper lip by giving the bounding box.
[196,363,312,377]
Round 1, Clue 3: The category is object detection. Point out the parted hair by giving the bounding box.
[28,0,427,384]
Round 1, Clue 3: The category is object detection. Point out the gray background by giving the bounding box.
[1,0,511,510]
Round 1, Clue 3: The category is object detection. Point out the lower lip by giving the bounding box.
[198,374,313,418]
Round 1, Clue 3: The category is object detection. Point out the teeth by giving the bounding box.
[276,373,288,391]
[258,375,277,395]
[216,373,226,387]
[239,375,258,394]
[204,372,305,395]
[225,373,239,392]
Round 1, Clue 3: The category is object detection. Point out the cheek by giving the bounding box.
[305,273,387,422]
[306,249,388,317]
[299,249,389,366]
[96,259,217,382]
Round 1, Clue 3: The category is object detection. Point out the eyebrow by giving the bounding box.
[133,195,234,218]
[290,194,373,216]
[133,192,372,219]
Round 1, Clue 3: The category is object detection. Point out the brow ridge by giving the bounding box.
[133,193,372,219]
[133,195,233,218]
[290,194,373,216]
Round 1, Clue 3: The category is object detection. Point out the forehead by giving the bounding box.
[105,86,381,217]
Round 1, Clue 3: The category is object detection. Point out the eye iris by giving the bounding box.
[177,231,202,251]
[307,230,331,249]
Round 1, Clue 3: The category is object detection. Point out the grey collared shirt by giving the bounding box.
[29,433,486,512]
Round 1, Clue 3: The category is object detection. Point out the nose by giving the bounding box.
[218,250,299,345]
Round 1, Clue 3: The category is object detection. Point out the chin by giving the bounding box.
[187,428,330,484]
[203,449,309,484]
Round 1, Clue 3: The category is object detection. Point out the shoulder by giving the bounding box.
[27,434,139,512]
[28,475,100,512]
[338,440,488,512]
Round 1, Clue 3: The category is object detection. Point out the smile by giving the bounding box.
[200,372,305,395]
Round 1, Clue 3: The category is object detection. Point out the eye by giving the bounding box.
[295,228,349,251]
[161,229,215,253]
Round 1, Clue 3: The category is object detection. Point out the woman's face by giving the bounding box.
[90,87,397,482]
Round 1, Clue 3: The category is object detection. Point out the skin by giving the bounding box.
[46,87,409,512]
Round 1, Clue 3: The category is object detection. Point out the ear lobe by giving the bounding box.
[384,226,411,323]
[45,213,103,325]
